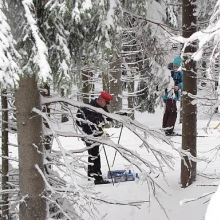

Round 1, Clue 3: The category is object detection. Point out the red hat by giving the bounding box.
[100,91,113,102]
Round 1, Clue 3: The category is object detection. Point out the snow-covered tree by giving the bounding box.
[0,2,20,218]
[2,0,210,219]
[0,1,20,89]
[119,1,175,114]
[173,0,220,217]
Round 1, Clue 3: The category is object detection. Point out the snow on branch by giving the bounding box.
[33,95,180,217]
[172,0,220,64]
[22,0,51,80]
[41,96,177,173]
[30,93,211,219]
[180,191,214,206]
[40,96,185,201]
[0,4,20,88]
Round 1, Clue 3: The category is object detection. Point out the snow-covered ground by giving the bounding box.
[5,102,220,220]
[85,107,220,220]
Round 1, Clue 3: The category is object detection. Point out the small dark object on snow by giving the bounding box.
[165,130,177,136]
[107,170,135,183]
[94,179,110,185]
[165,131,207,137]
[115,111,128,116]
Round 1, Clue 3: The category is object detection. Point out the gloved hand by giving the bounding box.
[110,120,116,128]
[93,130,103,137]
[103,131,110,138]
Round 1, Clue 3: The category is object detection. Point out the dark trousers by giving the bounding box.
[162,99,177,133]
[86,142,102,181]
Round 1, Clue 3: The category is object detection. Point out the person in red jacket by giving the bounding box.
[76,91,113,185]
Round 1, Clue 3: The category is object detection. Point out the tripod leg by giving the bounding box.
[111,125,123,167]
[103,145,114,186]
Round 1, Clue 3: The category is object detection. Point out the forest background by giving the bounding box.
[1,0,220,220]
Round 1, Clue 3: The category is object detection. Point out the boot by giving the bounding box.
[94,178,110,185]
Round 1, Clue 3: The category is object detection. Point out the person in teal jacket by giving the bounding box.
[162,56,183,136]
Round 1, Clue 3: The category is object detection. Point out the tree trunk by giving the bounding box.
[109,59,123,113]
[82,70,93,104]
[181,0,197,188]
[1,90,9,220]
[126,62,136,120]
[41,84,53,151]
[179,98,182,124]
[15,75,46,220]
[127,80,134,119]
[61,88,69,123]
[102,72,110,93]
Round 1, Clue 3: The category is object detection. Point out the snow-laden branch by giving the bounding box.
[22,0,51,80]
[171,0,220,66]
[41,96,177,173]
[0,5,20,88]
[37,95,180,218]
[42,98,177,177]
[33,107,80,191]
[180,191,214,206]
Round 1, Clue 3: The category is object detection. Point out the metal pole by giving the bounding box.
[111,125,123,167]
[103,145,114,186]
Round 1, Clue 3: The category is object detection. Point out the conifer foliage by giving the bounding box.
[0,1,177,219]
[3,0,220,219]
[0,1,20,89]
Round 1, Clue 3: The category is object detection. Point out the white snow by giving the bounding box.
[5,101,220,220]
[205,184,220,220]
[1,0,220,219]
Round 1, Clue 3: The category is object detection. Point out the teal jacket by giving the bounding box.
[163,70,183,101]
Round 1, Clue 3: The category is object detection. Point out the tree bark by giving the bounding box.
[127,80,134,119]
[82,69,93,104]
[102,71,110,93]
[41,84,52,151]
[109,59,123,113]
[1,90,9,220]
[15,75,46,220]
[60,88,69,123]
[126,62,136,120]
[181,0,197,188]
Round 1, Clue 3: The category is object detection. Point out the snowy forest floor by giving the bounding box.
[5,102,220,220]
